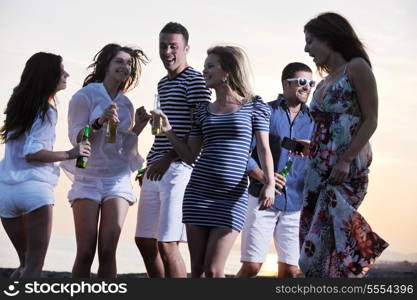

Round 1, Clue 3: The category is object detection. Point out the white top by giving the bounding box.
[0,106,60,186]
[60,83,144,180]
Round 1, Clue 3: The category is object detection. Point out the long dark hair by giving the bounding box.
[304,12,371,74]
[0,52,62,143]
[83,43,148,92]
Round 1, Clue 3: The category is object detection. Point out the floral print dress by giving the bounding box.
[299,66,389,277]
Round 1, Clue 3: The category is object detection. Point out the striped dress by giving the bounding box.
[183,96,270,232]
[146,67,211,165]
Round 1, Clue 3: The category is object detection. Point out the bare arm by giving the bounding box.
[255,131,275,210]
[164,130,202,165]
[74,104,119,143]
[145,108,193,181]
[159,111,202,165]
[343,58,378,161]
[248,167,266,183]
[329,58,378,183]
[25,142,91,163]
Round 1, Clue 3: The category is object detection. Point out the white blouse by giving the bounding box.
[60,83,144,180]
[0,106,60,186]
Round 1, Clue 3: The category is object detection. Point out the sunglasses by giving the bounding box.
[287,77,316,88]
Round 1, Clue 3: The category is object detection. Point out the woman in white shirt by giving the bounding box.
[0,52,90,278]
[61,44,150,278]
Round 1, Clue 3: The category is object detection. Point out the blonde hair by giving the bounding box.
[207,45,253,104]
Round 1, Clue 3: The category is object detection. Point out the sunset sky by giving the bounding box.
[0,0,416,269]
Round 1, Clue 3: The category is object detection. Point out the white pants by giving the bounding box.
[135,161,192,242]
[240,194,301,266]
[0,181,54,218]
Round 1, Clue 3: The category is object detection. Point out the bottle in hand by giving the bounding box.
[276,159,293,193]
[76,125,89,168]
[105,119,117,143]
[279,159,293,178]
[135,168,146,186]
[151,94,162,135]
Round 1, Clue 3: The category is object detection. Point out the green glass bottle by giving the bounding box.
[278,160,293,178]
[151,94,162,135]
[135,168,146,186]
[76,125,89,168]
[276,160,293,193]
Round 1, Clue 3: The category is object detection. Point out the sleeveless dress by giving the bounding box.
[299,66,389,277]
[182,96,270,232]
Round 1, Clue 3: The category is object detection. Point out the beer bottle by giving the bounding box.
[151,94,162,135]
[276,159,293,193]
[76,125,89,168]
[105,104,117,143]
[105,120,117,143]
[278,160,293,178]
[135,168,146,186]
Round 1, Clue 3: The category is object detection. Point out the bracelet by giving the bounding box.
[91,118,103,130]
[66,149,76,160]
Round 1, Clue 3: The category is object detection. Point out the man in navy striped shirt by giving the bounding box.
[135,22,211,278]
[237,62,315,278]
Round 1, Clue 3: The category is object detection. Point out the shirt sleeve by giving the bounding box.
[23,108,56,156]
[252,96,271,132]
[68,91,91,146]
[186,73,211,107]
[247,156,261,173]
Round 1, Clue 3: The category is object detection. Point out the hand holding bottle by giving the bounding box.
[99,104,119,124]
[274,173,286,195]
[274,159,293,194]
[75,125,91,167]
[151,94,162,135]
[68,141,91,159]
[102,104,119,143]
[156,111,172,133]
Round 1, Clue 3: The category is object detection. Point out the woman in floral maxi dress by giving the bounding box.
[299,12,389,277]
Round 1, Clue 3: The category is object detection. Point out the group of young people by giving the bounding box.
[0,12,388,279]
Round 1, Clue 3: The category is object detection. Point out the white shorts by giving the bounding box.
[135,161,191,242]
[68,173,136,205]
[240,194,301,266]
[0,181,54,218]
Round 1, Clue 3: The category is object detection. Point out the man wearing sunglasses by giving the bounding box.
[237,62,315,278]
